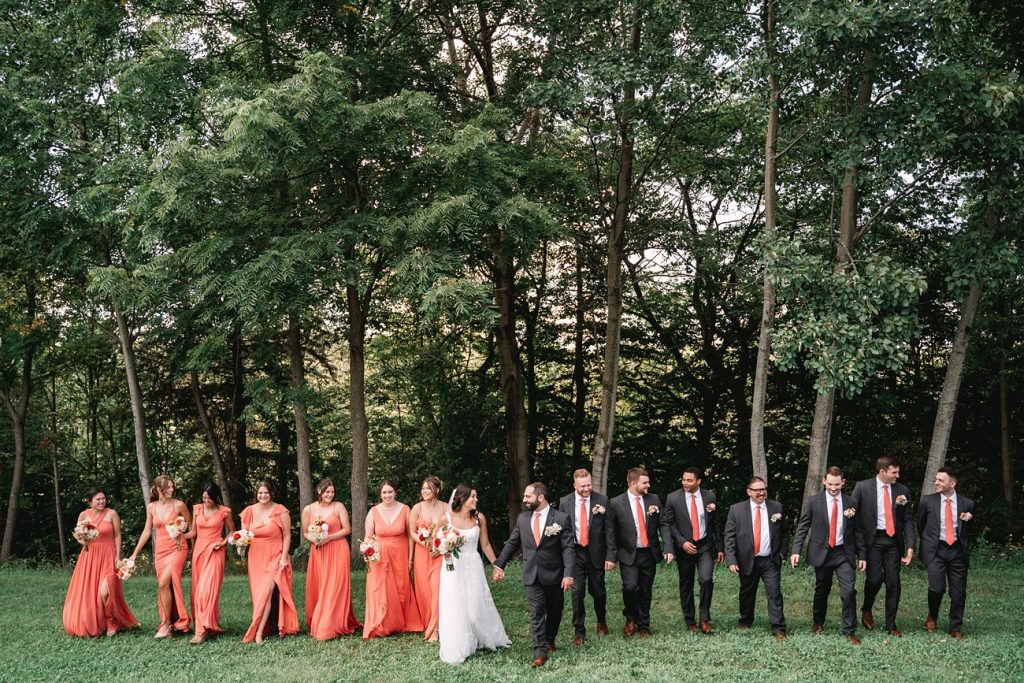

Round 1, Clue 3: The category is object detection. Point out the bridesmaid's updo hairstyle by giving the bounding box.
[316,478,335,502]
[421,476,443,500]
[149,475,173,502]
[378,480,397,497]
[254,480,275,501]
[200,482,223,507]
[84,488,106,504]
[449,484,478,520]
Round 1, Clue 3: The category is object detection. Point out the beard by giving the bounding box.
[523,499,537,511]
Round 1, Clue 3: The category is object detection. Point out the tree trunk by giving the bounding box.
[49,375,67,568]
[287,312,314,511]
[999,352,1015,511]
[111,297,153,509]
[750,0,779,482]
[348,284,370,562]
[802,49,874,514]
[493,260,531,526]
[229,328,248,496]
[189,370,233,510]
[592,23,640,496]
[276,421,291,503]
[572,248,587,469]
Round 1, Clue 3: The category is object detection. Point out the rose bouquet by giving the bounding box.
[306,516,329,545]
[433,525,465,571]
[72,521,99,551]
[115,558,136,581]
[359,537,381,563]
[227,529,255,557]
[165,515,189,551]
[415,522,435,545]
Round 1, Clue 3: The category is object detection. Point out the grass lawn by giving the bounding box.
[1,558,1022,682]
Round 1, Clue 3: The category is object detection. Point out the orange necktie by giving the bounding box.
[753,505,762,555]
[944,498,955,545]
[828,497,838,548]
[690,494,701,541]
[579,499,589,547]
[635,497,649,547]
[532,512,542,545]
[882,485,895,537]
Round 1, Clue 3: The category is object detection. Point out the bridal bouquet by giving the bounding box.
[306,516,329,545]
[115,558,136,581]
[73,521,99,550]
[433,525,465,571]
[359,537,381,563]
[227,529,255,557]
[415,523,435,545]
[165,516,189,551]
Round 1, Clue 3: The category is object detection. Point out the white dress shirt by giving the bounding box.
[574,494,591,544]
[749,500,771,557]
[826,492,845,546]
[875,477,892,531]
[629,493,647,547]
[688,490,706,540]
[532,504,551,543]
[938,493,958,542]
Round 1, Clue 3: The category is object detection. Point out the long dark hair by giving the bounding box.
[200,482,223,507]
[449,484,478,520]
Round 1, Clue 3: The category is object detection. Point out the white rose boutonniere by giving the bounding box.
[544,523,562,537]
[648,505,659,515]
[895,495,908,506]
[959,512,972,522]
[770,513,782,523]
[591,504,606,515]
[705,503,716,513]
[844,507,857,518]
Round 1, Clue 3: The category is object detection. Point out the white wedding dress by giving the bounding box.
[438,523,511,664]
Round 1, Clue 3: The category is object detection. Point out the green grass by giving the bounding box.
[1,559,1022,682]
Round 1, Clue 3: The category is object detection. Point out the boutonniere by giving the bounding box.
[770,512,782,523]
[705,503,716,513]
[648,505,659,515]
[843,507,857,518]
[591,504,606,515]
[959,512,972,522]
[895,495,907,506]
[543,523,562,537]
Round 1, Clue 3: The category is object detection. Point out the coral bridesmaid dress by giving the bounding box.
[63,510,139,637]
[241,503,299,641]
[412,519,442,640]
[306,511,361,640]
[154,507,191,632]
[190,504,230,637]
[363,505,423,639]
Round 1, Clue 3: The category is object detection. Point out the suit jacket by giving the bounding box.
[723,498,786,575]
[790,492,863,567]
[918,492,974,567]
[608,492,670,565]
[663,486,723,553]
[494,506,576,586]
[558,491,615,568]
[850,478,916,554]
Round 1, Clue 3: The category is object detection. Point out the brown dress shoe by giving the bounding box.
[531,656,547,667]
[623,620,636,636]
[596,622,609,636]
[736,623,750,631]
[924,617,937,633]
[846,634,861,645]
[811,623,824,634]
[546,643,556,653]
[948,631,965,640]
[774,632,787,640]
[571,636,584,647]
[687,624,697,633]
[638,628,651,638]
[861,611,875,630]
[700,620,713,635]
[887,628,903,637]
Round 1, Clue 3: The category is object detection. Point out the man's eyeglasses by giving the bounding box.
[747,488,767,494]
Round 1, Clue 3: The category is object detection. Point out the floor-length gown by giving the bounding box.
[190,504,230,637]
[63,510,139,637]
[306,511,361,640]
[154,506,191,632]
[438,523,511,664]
[363,505,423,639]
[241,504,299,642]
[413,519,442,640]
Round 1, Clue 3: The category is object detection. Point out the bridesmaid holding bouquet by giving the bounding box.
[303,478,361,640]
[62,488,139,637]
[408,476,447,641]
[363,480,423,639]
[128,475,192,638]
[187,482,234,644]
[241,481,299,643]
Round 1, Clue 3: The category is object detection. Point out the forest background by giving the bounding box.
[1,0,1022,566]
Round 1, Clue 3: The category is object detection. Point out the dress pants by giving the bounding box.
[738,556,786,634]
[621,547,655,629]
[571,544,607,637]
[926,541,968,632]
[862,531,902,630]
[525,582,564,658]
[813,546,857,635]
[676,536,715,624]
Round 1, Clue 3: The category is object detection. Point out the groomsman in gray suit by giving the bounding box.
[790,466,865,644]
[493,483,575,667]
[724,476,787,639]
[559,469,614,646]
[919,467,975,639]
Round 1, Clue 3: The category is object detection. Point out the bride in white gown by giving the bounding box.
[438,484,511,665]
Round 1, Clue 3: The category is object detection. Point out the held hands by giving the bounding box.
[492,566,505,583]
[682,541,698,555]
[901,549,914,566]
[789,554,800,569]
[561,577,574,592]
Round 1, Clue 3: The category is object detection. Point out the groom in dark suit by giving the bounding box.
[790,466,864,644]
[919,467,974,639]
[723,476,787,638]
[493,482,575,667]
[608,467,670,637]
[558,468,614,646]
